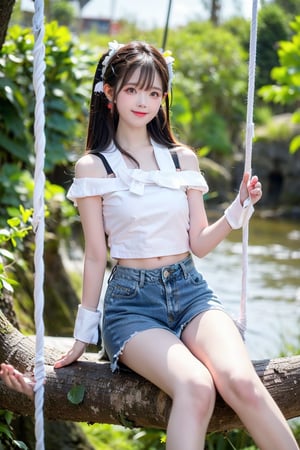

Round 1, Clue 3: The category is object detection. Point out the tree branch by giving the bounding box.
[0,311,299,431]
[0,0,15,50]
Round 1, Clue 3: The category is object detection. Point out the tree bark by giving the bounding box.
[0,311,299,432]
[0,0,15,50]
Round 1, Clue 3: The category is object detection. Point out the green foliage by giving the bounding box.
[272,0,300,17]
[80,423,166,450]
[0,174,74,294]
[0,21,95,172]
[291,419,300,446]
[80,423,259,450]
[256,4,291,90]
[52,1,76,26]
[169,22,248,154]
[205,429,256,449]
[223,17,250,52]
[0,21,94,245]
[0,165,75,232]
[258,16,300,152]
[0,206,33,294]
[0,410,28,449]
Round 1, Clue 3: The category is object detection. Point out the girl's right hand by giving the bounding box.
[54,340,87,369]
[0,363,35,399]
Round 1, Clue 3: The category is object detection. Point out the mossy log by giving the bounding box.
[0,311,299,432]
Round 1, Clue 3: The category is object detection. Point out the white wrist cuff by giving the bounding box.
[224,194,254,229]
[73,305,101,345]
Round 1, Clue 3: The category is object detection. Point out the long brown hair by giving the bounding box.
[86,41,180,162]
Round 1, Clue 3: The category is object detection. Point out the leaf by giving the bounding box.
[0,248,14,261]
[0,423,13,439]
[290,135,300,154]
[0,274,18,286]
[12,440,28,450]
[291,110,300,124]
[0,131,29,162]
[0,229,10,239]
[7,217,20,228]
[0,276,15,293]
[198,146,211,157]
[67,384,85,405]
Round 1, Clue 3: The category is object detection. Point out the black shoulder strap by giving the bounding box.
[170,151,181,171]
[92,152,114,176]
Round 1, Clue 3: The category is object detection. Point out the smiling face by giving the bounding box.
[114,68,163,129]
[87,41,175,153]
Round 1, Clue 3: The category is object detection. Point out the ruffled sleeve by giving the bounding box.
[178,170,209,193]
[66,177,126,206]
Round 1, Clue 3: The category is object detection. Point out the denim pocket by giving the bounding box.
[110,277,139,299]
[187,268,203,286]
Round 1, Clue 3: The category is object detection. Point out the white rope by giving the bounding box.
[32,0,46,448]
[237,0,259,335]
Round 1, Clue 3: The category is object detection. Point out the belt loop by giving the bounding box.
[108,265,117,283]
[179,260,188,279]
[139,270,145,288]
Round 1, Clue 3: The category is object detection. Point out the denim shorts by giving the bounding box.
[102,254,224,371]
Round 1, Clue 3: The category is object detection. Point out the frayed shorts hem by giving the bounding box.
[109,306,225,373]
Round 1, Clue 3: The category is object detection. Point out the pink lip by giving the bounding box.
[132,111,147,117]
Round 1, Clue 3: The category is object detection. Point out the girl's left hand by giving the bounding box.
[239,172,262,206]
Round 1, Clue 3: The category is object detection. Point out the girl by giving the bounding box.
[1,41,298,450]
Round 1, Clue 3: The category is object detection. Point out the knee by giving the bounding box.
[220,371,263,408]
[176,374,216,420]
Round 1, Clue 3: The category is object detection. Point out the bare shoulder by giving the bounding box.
[175,146,200,171]
[75,153,108,178]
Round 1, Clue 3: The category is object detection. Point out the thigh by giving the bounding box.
[120,328,214,398]
[181,310,257,386]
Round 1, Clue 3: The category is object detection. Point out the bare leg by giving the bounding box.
[119,328,216,450]
[182,310,299,450]
[0,363,34,399]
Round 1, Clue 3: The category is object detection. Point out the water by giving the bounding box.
[195,217,300,360]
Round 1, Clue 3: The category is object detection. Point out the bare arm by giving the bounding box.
[55,155,108,368]
[188,190,232,258]
[178,148,262,258]
[77,196,107,312]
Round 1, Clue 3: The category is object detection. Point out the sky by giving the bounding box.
[81,0,262,28]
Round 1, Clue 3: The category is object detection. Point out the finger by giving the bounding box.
[15,373,35,398]
[251,189,262,200]
[248,176,259,188]
[54,340,87,369]
[1,366,34,398]
[242,172,251,185]
[54,359,68,369]
[0,363,14,374]
[0,364,16,385]
[54,354,70,369]
[54,351,79,369]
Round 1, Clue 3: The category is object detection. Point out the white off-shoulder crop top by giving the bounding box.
[67,141,209,259]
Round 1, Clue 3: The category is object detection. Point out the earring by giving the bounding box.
[107,100,113,110]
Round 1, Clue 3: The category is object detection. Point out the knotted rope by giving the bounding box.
[32,0,46,448]
[237,0,259,335]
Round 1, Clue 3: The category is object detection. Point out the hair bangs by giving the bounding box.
[118,55,161,93]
